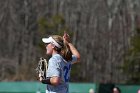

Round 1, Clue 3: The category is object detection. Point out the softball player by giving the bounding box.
[39,33,80,93]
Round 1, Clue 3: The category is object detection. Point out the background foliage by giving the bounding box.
[122,27,140,84]
[0,0,140,84]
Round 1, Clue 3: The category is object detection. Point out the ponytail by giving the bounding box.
[51,35,72,62]
[61,42,72,61]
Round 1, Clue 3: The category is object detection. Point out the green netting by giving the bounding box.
[0,82,139,93]
[0,82,45,93]
[97,83,140,93]
[69,83,96,93]
[0,82,96,93]
[116,84,140,93]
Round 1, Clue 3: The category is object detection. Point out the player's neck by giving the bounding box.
[52,50,59,55]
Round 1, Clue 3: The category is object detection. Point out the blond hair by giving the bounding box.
[51,35,72,61]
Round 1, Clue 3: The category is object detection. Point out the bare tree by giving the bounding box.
[0,0,139,83]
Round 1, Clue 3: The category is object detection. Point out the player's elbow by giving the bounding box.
[52,81,60,86]
[77,54,81,62]
[72,54,81,64]
[76,53,81,63]
[50,77,61,86]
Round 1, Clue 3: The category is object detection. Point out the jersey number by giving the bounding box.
[63,64,71,82]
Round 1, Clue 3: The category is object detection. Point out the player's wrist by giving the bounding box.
[68,43,73,46]
[41,77,51,85]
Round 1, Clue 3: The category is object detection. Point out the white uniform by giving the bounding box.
[46,54,77,93]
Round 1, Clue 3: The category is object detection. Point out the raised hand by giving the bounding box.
[63,31,71,43]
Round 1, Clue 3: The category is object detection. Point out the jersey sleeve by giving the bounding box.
[71,55,78,63]
[47,57,61,77]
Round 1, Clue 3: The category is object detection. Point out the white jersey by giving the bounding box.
[46,54,77,93]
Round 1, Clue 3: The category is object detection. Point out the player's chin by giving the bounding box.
[46,51,52,55]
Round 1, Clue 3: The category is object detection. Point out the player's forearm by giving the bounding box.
[40,77,51,84]
[40,77,60,86]
[68,43,80,62]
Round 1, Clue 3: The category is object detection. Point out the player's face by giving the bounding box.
[45,43,53,55]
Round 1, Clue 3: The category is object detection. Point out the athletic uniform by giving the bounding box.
[46,54,77,93]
